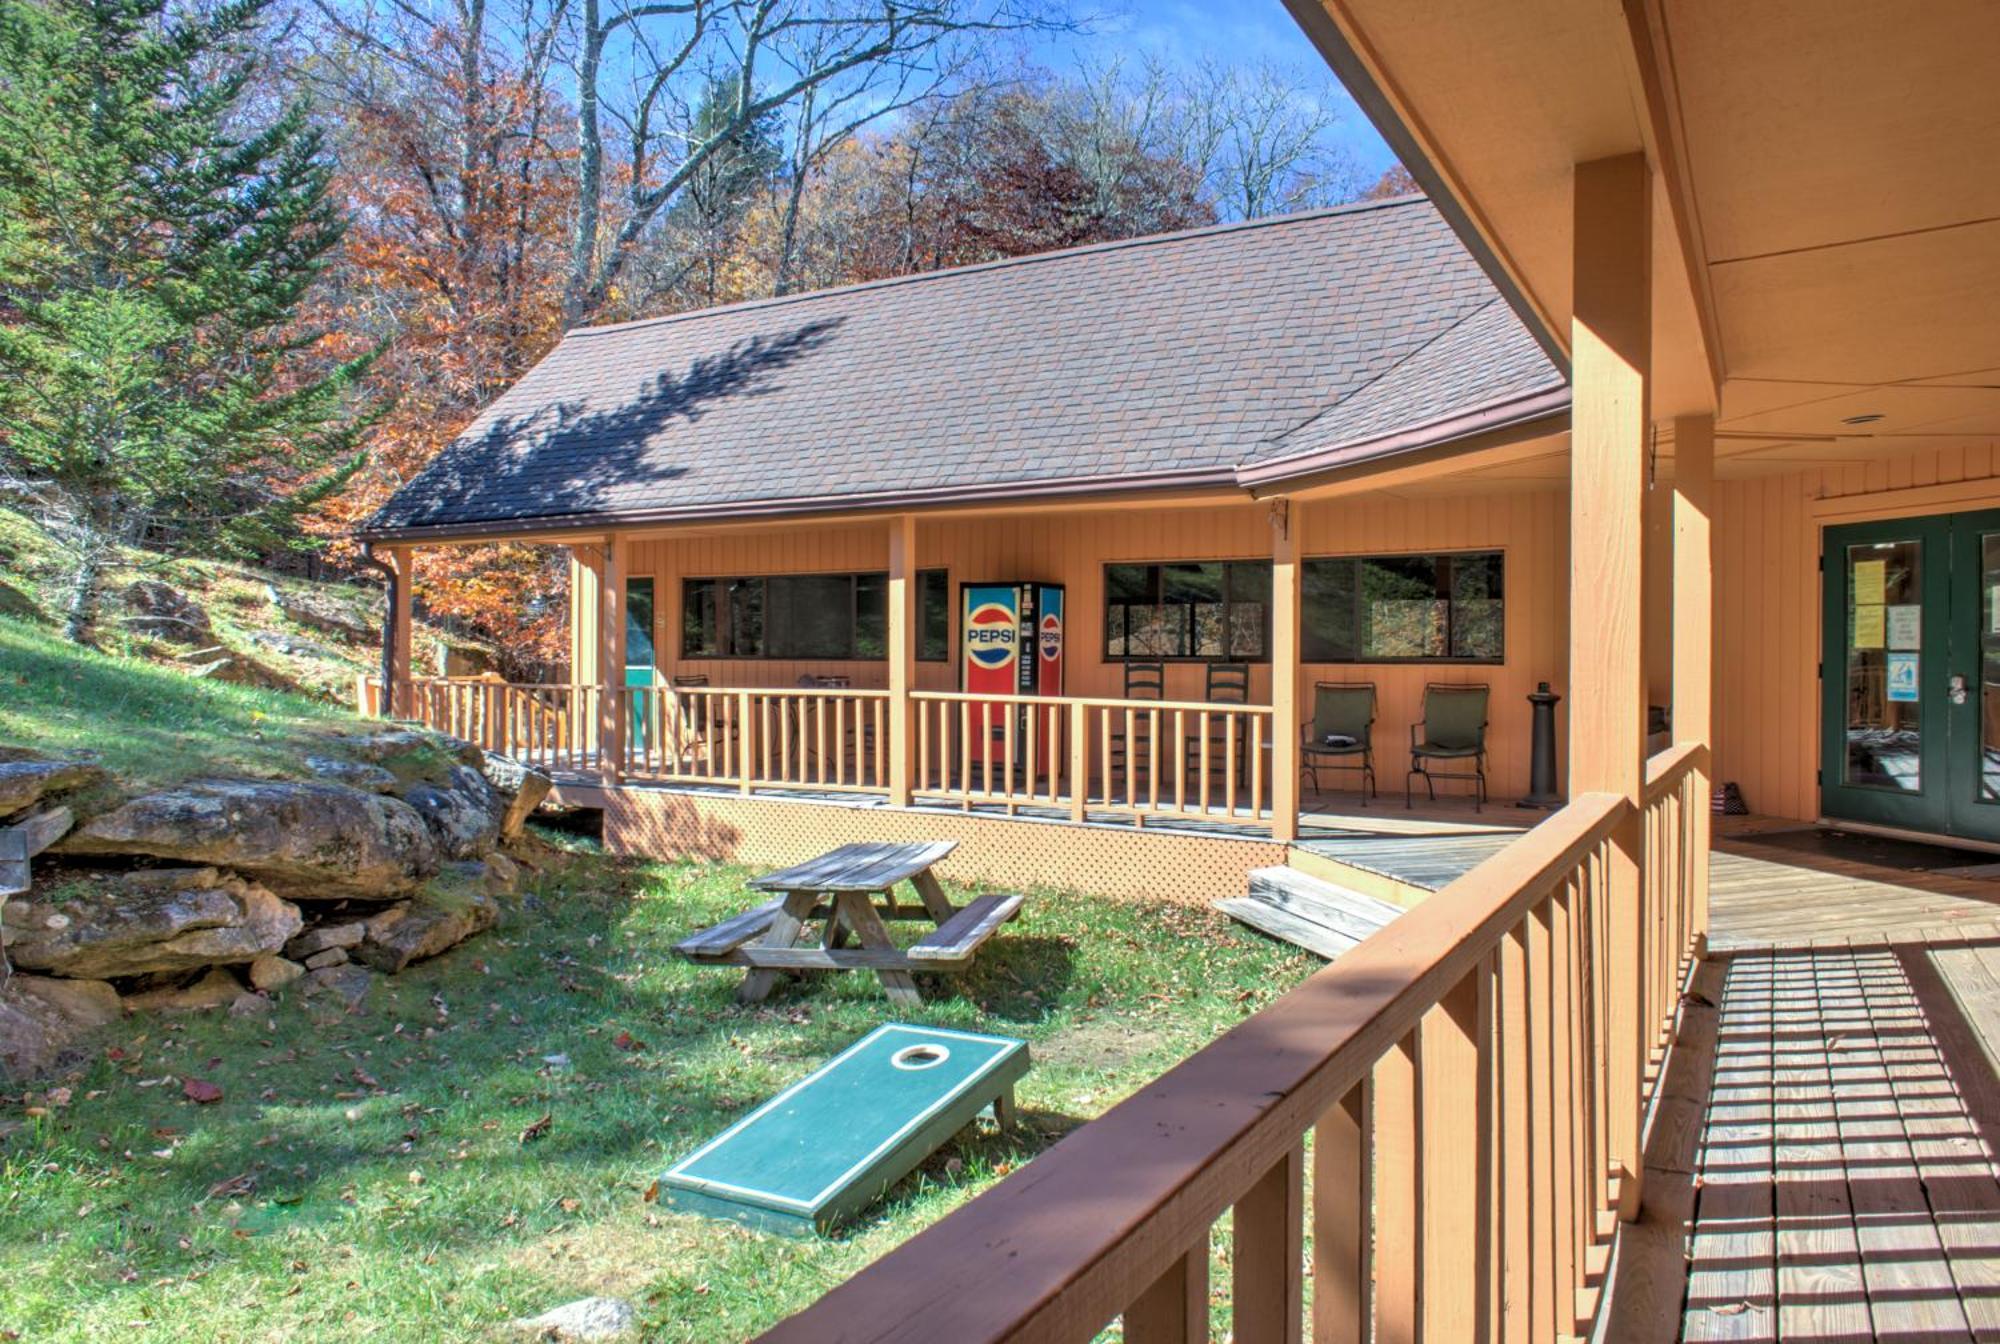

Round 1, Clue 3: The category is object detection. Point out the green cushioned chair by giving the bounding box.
[1301,682,1377,804]
[1407,683,1490,810]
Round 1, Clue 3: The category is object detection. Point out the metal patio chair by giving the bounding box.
[1407,683,1490,810]
[1301,681,1377,803]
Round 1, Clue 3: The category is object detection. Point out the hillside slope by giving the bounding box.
[0,507,494,707]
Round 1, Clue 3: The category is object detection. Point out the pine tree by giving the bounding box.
[0,0,375,641]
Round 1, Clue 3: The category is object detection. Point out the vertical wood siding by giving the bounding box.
[619,488,1570,800]
[1713,443,2000,822]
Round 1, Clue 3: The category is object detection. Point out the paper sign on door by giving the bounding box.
[1855,559,1888,607]
[1854,605,1885,649]
[1887,604,1922,650]
[1887,652,1920,703]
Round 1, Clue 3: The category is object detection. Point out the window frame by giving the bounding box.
[680,568,950,662]
[1300,547,1506,666]
[1101,558,1274,664]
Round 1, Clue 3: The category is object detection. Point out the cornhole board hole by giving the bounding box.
[660,1023,1028,1236]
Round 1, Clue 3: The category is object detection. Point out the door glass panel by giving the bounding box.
[1982,536,2000,803]
[1844,540,1922,791]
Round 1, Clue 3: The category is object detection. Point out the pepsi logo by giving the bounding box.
[1039,611,1062,660]
[966,602,1018,669]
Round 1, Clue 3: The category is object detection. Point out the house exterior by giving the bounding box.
[359,197,1582,900]
[359,0,2000,1332]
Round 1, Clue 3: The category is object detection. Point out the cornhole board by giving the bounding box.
[660,1023,1028,1236]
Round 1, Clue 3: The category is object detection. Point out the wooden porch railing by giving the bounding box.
[619,686,892,793]
[911,692,1273,824]
[756,744,1709,1343]
[361,675,591,774]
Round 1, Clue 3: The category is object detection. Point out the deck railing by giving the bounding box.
[367,679,1283,832]
[756,744,1709,1343]
[911,692,1273,824]
[620,686,892,793]
[361,676,591,774]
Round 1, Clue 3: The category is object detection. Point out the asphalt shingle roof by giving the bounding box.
[364,196,1566,538]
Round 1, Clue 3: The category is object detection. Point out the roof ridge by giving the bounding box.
[1258,295,1510,457]
[566,195,1434,339]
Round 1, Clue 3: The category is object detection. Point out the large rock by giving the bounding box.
[3,867,301,979]
[284,921,365,959]
[0,578,42,623]
[303,756,398,794]
[0,756,105,818]
[122,966,242,1014]
[482,754,554,841]
[121,580,211,644]
[178,649,302,695]
[508,1298,638,1341]
[0,993,66,1078]
[248,953,304,990]
[354,876,499,974]
[62,779,438,898]
[299,963,374,1013]
[12,975,121,1028]
[402,764,506,860]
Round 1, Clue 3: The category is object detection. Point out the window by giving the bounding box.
[681,569,949,660]
[919,570,950,661]
[1302,550,1504,663]
[1104,561,1271,661]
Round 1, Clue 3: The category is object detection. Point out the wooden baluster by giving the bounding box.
[1070,701,1088,821]
[1148,708,1161,812]
[1419,971,1488,1338]
[1124,707,1137,810]
[1497,925,1532,1342]
[1198,710,1211,817]
[1566,876,1604,1300]
[1099,709,1112,809]
[1587,849,1613,1222]
[1526,897,1557,1341]
[1313,1082,1371,1344]
[1023,702,1037,804]
[1252,712,1266,823]
[1174,709,1187,814]
[1126,1242,1208,1344]
[959,701,972,802]
[917,700,930,793]
[738,691,753,793]
[1225,713,1239,817]
[1003,702,1017,805]
[1548,885,1580,1333]
[1234,1144,1303,1344]
[1373,1035,1419,1344]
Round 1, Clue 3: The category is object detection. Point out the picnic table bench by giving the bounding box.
[672,840,1023,1007]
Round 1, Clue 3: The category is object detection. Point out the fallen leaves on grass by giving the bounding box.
[519,1113,552,1145]
[182,1078,224,1104]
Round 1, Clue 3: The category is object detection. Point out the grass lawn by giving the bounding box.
[0,836,1317,1342]
[0,614,460,798]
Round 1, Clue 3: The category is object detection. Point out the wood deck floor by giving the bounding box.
[1608,838,2000,1342]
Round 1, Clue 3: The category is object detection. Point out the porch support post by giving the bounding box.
[887,514,917,806]
[598,534,626,786]
[387,545,414,718]
[1672,413,1715,946]
[1271,499,1301,843]
[1568,151,1651,1221]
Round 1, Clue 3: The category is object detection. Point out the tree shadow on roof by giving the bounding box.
[378,317,846,531]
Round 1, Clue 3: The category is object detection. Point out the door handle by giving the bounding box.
[1950,674,1970,705]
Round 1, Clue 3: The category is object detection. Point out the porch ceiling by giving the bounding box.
[1287,0,2000,479]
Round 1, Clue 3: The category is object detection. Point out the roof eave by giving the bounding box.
[1233,383,1573,490]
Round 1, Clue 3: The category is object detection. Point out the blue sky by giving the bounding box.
[1028,0,1398,178]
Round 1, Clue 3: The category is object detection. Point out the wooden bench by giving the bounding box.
[909,893,1025,969]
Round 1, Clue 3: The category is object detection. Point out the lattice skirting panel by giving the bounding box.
[603,788,1289,905]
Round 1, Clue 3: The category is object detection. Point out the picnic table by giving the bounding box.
[672,841,1023,1008]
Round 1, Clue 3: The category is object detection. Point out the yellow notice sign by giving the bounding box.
[1855,604,1886,649]
[1855,559,1888,607]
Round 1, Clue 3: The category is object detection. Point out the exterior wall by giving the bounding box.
[605,786,1290,906]
[1713,442,2000,823]
[618,487,1569,800]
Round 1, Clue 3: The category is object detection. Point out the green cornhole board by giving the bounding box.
[660,1023,1028,1236]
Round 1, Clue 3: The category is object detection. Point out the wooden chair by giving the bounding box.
[1108,661,1164,797]
[1189,662,1251,785]
[668,673,718,772]
[1301,681,1377,803]
[1407,683,1491,810]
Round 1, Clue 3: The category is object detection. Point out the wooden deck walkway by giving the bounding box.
[1608,841,2000,1341]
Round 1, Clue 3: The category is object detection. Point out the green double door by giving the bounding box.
[1822,508,2000,844]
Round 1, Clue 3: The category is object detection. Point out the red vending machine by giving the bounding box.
[961,582,1065,768]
